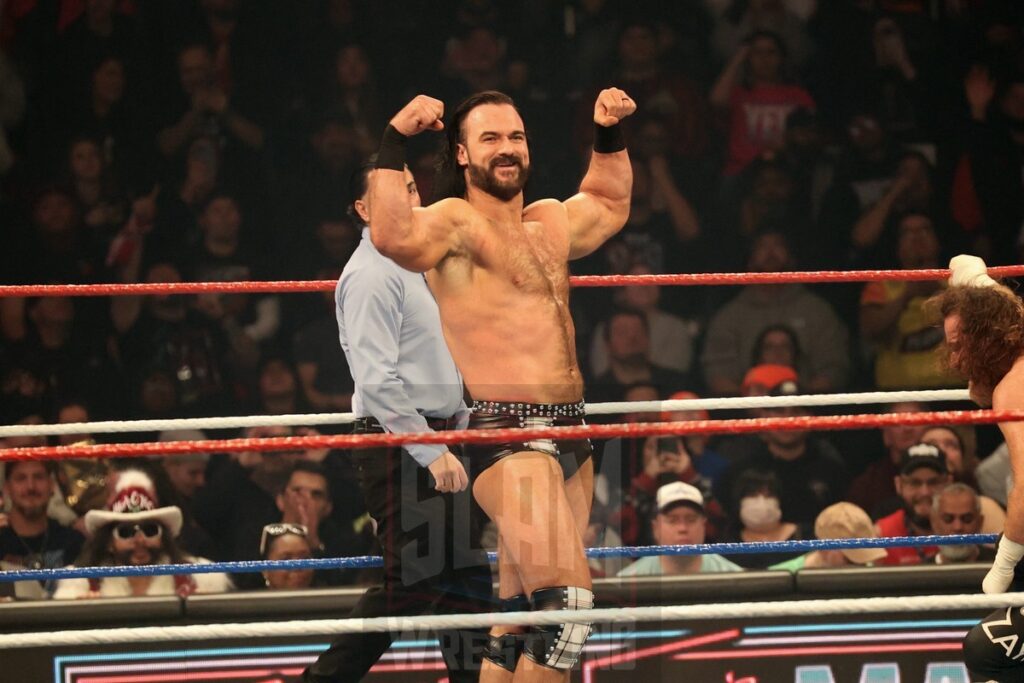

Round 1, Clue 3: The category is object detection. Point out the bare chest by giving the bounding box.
[484,221,569,297]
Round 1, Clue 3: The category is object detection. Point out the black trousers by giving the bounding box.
[302,423,492,682]
[963,605,1024,682]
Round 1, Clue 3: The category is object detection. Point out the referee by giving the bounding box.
[302,158,491,682]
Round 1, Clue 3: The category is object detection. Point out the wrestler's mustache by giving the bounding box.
[489,155,525,172]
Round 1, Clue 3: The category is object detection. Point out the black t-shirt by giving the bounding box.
[192,459,363,588]
[588,365,692,405]
[715,435,849,526]
[0,519,85,591]
[118,309,231,412]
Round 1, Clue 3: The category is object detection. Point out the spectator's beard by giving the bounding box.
[903,499,932,532]
[16,501,48,520]
[467,155,529,201]
[114,546,157,566]
[938,543,976,562]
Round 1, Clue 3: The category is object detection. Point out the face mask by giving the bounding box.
[740,495,782,532]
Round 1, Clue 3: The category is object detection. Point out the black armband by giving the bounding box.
[593,123,626,153]
[376,125,408,171]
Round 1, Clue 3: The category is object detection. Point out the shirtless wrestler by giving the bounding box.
[367,89,635,681]
[929,255,1024,682]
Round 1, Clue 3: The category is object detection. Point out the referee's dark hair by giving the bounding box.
[347,155,378,223]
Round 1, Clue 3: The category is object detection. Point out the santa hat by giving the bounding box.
[84,469,183,537]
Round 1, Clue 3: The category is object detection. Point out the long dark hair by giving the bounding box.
[76,523,189,567]
[434,90,520,201]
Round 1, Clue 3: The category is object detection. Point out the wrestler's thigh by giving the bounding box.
[497,535,525,599]
[472,451,590,593]
[563,456,594,537]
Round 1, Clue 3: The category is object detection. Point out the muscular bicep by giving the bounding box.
[564,191,628,260]
[374,203,461,273]
[368,169,469,271]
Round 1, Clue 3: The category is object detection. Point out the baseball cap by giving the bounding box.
[814,502,887,565]
[660,391,710,421]
[741,364,800,397]
[899,442,947,476]
[656,481,704,515]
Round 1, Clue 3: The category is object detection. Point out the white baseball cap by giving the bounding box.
[656,481,704,514]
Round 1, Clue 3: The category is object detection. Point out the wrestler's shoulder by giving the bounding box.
[428,196,473,214]
[428,196,490,226]
[523,198,568,221]
[994,357,1024,404]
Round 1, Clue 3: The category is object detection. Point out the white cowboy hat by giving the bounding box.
[84,469,183,537]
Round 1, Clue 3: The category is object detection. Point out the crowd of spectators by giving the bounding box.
[1,0,1024,596]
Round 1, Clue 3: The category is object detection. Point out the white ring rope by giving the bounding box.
[0,389,970,439]
[0,591,1013,649]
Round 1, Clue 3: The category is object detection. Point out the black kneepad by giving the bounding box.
[482,594,530,672]
[524,586,594,670]
[483,632,526,672]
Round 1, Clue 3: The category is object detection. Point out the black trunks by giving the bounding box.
[464,400,593,480]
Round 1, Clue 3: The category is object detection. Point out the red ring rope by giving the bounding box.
[2,266,1023,298]
[0,409,1010,462]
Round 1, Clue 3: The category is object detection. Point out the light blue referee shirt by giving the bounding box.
[336,228,467,467]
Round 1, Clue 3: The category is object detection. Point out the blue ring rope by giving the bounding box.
[0,533,997,583]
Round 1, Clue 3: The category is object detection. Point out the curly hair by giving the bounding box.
[926,284,1024,391]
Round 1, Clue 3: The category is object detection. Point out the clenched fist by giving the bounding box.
[427,451,469,493]
[390,95,445,136]
[594,87,636,127]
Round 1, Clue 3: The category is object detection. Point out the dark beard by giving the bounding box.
[115,546,156,566]
[903,500,931,532]
[467,155,529,201]
[18,503,48,521]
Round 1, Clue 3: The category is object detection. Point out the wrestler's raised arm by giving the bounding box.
[369,95,470,273]
[564,87,636,259]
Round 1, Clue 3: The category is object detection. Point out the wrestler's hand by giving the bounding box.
[427,451,468,493]
[390,95,445,136]
[983,536,1024,594]
[594,87,636,127]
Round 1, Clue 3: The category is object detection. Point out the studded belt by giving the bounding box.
[471,400,586,418]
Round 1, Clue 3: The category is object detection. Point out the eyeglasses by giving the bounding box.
[901,475,945,490]
[113,522,163,540]
[259,523,308,556]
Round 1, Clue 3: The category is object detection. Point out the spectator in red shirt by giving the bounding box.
[846,401,927,518]
[876,443,951,566]
[711,30,815,177]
